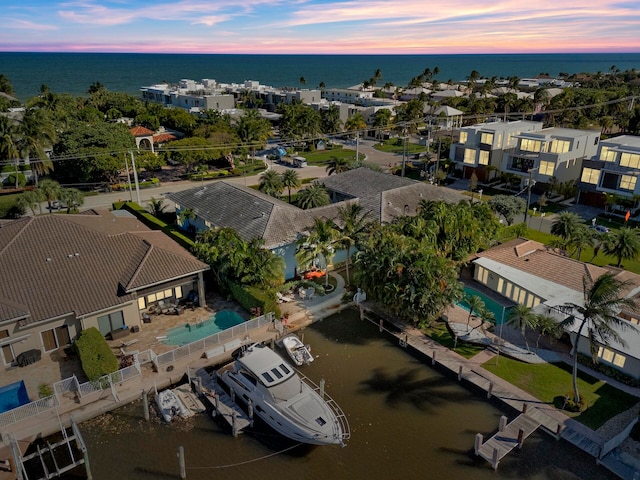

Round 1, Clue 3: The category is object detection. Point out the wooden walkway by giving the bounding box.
[474,413,541,470]
[192,369,252,436]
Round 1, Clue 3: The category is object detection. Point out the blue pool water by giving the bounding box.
[165,310,244,346]
[457,286,512,325]
[0,380,29,414]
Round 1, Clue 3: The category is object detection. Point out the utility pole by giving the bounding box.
[523,167,538,225]
[401,131,407,177]
[124,154,133,202]
[129,151,141,205]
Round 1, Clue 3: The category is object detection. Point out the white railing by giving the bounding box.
[0,395,60,428]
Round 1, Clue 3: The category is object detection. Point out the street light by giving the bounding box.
[523,167,539,225]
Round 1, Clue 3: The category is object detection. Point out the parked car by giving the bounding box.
[590,225,610,233]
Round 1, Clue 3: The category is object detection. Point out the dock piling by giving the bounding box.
[248,399,254,426]
[517,429,524,449]
[232,411,237,437]
[178,446,186,479]
[474,433,483,455]
[379,319,383,332]
[457,365,463,381]
[522,403,528,414]
[487,382,493,399]
[492,448,499,470]
[431,350,436,366]
[499,415,507,432]
[142,390,149,422]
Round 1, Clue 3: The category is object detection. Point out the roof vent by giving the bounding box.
[75,253,80,256]
[68,254,74,258]
[46,257,52,262]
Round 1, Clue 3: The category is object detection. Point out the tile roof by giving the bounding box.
[319,168,416,200]
[0,213,209,325]
[129,126,155,137]
[475,238,611,293]
[153,133,177,144]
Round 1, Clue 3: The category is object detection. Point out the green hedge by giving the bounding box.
[577,353,640,387]
[111,178,160,191]
[3,173,26,187]
[228,281,280,319]
[75,327,119,381]
[114,201,195,250]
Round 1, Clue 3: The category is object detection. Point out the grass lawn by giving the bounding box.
[422,322,485,359]
[374,139,426,155]
[482,356,638,429]
[0,192,20,218]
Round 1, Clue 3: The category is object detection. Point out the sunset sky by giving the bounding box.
[1,0,639,54]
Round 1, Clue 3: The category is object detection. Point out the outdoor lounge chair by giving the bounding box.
[277,292,293,303]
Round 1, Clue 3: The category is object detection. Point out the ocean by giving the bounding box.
[1,52,640,102]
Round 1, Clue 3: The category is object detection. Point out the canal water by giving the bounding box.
[77,309,611,480]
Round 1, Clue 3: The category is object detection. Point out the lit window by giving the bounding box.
[138,297,146,310]
[147,293,157,303]
[549,139,570,154]
[581,168,600,185]
[598,346,614,363]
[620,175,637,191]
[464,148,476,164]
[532,297,540,308]
[520,139,542,152]
[613,354,626,368]
[503,282,512,298]
[175,286,183,298]
[459,131,468,144]
[480,132,494,145]
[620,153,640,169]
[511,286,520,302]
[599,146,616,162]
[497,278,504,292]
[518,289,527,304]
[164,289,173,298]
[539,160,555,176]
[478,150,489,165]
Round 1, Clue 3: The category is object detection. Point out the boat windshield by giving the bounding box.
[267,375,303,402]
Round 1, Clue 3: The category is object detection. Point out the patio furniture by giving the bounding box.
[16,349,41,367]
[277,292,294,303]
[110,328,130,341]
[142,313,152,323]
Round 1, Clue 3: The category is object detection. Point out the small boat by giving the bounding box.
[218,343,350,446]
[280,333,314,366]
[156,388,188,422]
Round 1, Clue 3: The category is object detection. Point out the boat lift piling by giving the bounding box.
[177,446,186,479]
[142,389,150,422]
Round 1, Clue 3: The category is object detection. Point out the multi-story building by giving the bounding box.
[577,135,640,209]
[501,127,600,187]
[449,120,542,180]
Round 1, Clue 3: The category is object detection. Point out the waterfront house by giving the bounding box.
[165,168,467,279]
[0,210,209,368]
[470,238,640,379]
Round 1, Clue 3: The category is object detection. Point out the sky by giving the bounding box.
[1,0,639,54]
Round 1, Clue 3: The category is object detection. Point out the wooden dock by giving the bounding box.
[192,369,252,436]
[475,413,541,470]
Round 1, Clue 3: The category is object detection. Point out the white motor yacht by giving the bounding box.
[218,343,350,446]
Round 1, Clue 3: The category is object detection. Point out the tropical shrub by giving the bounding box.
[75,327,119,381]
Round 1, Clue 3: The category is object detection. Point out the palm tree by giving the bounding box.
[297,183,330,209]
[281,169,301,204]
[16,190,44,216]
[178,207,196,229]
[465,295,485,328]
[296,218,337,288]
[58,188,84,214]
[535,314,561,351]
[602,227,640,268]
[333,202,371,284]
[326,156,350,176]
[507,304,539,351]
[561,273,638,403]
[38,178,60,213]
[258,169,284,198]
[235,109,272,164]
[18,108,56,184]
[568,224,594,260]
[0,115,20,188]
[550,212,584,250]
[147,196,166,217]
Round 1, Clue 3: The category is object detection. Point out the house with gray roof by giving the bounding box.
[0,211,209,368]
[471,238,640,379]
[166,168,467,279]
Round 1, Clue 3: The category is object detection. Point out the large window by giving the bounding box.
[599,146,617,162]
[520,138,542,153]
[458,131,468,144]
[463,148,476,165]
[620,152,640,169]
[478,150,489,165]
[549,139,570,154]
[0,329,13,365]
[598,346,626,368]
[510,156,535,172]
[620,175,637,191]
[41,325,71,352]
[97,310,125,336]
[480,132,494,146]
[539,160,555,176]
[581,168,600,185]
[475,265,489,284]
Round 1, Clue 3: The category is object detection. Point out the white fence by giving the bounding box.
[0,312,274,429]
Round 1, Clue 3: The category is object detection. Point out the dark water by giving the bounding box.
[76,309,611,480]
[2,52,640,102]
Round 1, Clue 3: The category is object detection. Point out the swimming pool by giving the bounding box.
[165,310,245,346]
[457,286,512,325]
[0,380,30,414]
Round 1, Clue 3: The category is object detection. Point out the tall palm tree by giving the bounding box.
[281,169,301,204]
[326,156,350,176]
[535,314,561,351]
[58,188,84,214]
[568,224,595,260]
[0,115,20,187]
[297,183,330,209]
[258,169,284,198]
[465,295,485,328]
[235,109,272,164]
[507,304,539,351]
[550,211,584,250]
[333,202,371,284]
[296,218,337,287]
[38,178,60,213]
[602,227,640,268]
[16,190,44,216]
[18,108,56,184]
[561,273,638,403]
[178,207,196,229]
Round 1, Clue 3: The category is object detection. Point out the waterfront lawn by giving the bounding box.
[303,149,364,165]
[482,357,638,429]
[423,322,484,359]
